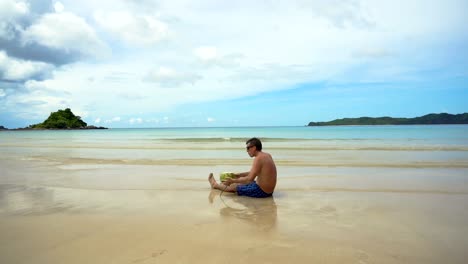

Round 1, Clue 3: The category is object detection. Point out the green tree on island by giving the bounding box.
[31,108,87,129]
[308,113,468,126]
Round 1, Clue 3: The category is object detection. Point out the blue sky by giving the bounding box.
[0,0,467,128]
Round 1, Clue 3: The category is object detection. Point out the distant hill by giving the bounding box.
[308,113,468,126]
[14,108,107,130]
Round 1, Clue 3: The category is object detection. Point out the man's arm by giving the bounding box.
[231,157,261,184]
[235,172,249,178]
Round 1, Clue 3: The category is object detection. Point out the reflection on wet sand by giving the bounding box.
[0,184,210,216]
[208,190,277,231]
[0,184,66,215]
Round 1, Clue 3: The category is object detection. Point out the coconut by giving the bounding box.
[220,172,236,181]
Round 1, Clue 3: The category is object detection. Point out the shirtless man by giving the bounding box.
[208,137,277,198]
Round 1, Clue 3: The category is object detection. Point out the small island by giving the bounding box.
[308,113,468,126]
[1,108,107,130]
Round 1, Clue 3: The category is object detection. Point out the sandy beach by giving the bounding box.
[1,127,468,263]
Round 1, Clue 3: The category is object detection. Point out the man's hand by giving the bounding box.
[222,178,234,186]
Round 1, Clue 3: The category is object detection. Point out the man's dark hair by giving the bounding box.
[246,137,262,151]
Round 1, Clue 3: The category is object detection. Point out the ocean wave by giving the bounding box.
[23,156,468,168]
[2,144,468,151]
[152,137,435,142]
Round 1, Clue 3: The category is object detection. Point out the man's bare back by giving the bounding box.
[253,151,277,193]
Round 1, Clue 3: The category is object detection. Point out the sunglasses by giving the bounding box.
[246,145,254,150]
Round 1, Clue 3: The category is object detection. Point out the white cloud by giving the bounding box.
[0,0,29,21]
[54,2,65,13]
[144,67,201,87]
[300,0,375,29]
[145,118,159,123]
[94,118,101,123]
[9,92,71,120]
[104,116,121,123]
[94,11,170,46]
[0,89,5,97]
[352,47,394,59]
[129,117,143,124]
[0,0,29,40]
[23,12,107,57]
[207,117,215,122]
[23,79,71,95]
[194,46,242,68]
[195,46,218,62]
[0,51,53,81]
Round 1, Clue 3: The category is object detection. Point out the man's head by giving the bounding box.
[246,137,262,152]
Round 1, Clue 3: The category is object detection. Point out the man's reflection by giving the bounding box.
[208,190,277,231]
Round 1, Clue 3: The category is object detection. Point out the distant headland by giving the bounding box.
[308,113,468,126]
[0,108,107,130]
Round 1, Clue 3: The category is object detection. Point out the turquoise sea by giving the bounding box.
[2,124,468,147]
[1,125,468,169]
[2,124,468,140]
[1,124,468,188]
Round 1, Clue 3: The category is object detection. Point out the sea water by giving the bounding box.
[1,125,467,180]
[1,124,467,144]
[1,125,468,163]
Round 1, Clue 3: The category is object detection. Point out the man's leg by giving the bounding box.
[208,173,237,192]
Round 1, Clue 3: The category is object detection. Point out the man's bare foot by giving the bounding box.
[208,173,217,188]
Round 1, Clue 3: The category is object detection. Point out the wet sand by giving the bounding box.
[1,157,468,264]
